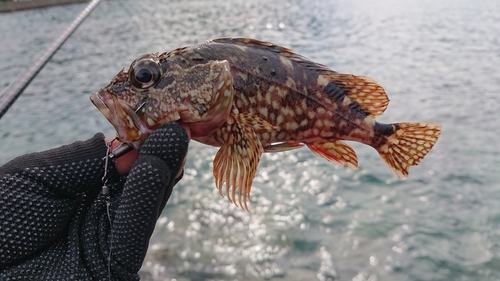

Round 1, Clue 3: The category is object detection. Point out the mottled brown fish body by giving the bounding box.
[163,39,379,145]
[91,38,442,210]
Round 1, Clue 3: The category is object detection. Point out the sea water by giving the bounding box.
[0,0,499,280]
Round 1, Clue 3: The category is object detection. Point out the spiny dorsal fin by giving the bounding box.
[213,38,389,119]
[213,37,296,55]
[320,74,389,119]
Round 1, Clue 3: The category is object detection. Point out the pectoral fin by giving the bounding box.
[235,112,277,132]
[213,113,268,211]
[306,141,358,170]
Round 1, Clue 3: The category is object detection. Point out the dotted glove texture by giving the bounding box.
[0,123,189,280]
[139,122,189,175]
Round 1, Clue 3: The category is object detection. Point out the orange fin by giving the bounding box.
[378,122,442,179]
[264,141,304,153]
[306,141,358,170]
[212,113,265,211]
[319,74,389,118]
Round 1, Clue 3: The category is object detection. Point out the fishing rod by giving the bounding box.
[0,0,102,120]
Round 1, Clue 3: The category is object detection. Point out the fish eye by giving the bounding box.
[136,68,153,83]
[129,58,161,89]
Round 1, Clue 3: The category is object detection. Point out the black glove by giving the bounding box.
[0,123,189,280]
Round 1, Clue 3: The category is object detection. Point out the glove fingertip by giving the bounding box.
[140,123,189,173]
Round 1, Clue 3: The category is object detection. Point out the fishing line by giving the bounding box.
[102,139,114,280]
[0,0,103,120]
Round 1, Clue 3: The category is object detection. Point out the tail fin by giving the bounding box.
[378,122,442,179]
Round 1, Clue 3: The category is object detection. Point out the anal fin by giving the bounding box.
[306,140,358,170]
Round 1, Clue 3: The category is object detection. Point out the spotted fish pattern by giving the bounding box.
[90,38,442,210]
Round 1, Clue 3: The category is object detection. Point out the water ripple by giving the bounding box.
[1,0,499,280]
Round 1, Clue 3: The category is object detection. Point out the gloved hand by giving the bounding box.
[0,123,189,281]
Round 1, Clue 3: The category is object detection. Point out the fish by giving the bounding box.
[90,38,442,210]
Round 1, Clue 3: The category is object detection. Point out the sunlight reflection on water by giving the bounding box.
[1,0,499,280]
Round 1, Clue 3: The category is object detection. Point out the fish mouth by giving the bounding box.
[90,90,150,149]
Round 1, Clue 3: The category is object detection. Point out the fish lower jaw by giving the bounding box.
[115,124,153,150]
[90,92,139,142]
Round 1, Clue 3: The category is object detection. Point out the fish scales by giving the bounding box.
[165,39,379,149]
[90,38,442,210]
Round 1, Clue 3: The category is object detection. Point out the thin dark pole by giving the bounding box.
[0,0,102,120]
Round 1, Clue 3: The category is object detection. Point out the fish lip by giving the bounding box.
[90,90,147,148]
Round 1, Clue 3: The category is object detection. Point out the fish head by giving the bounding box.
[90,53,234,149]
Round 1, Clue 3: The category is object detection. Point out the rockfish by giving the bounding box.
[90,38,442,210]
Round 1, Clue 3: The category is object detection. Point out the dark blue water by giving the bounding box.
[1,0,499,280]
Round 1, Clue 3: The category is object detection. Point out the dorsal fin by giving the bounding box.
[213,37,296,54]
[212,38,389,118]
[319,74,389,118]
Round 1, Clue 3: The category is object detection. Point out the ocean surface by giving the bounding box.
[0,0,499,280]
